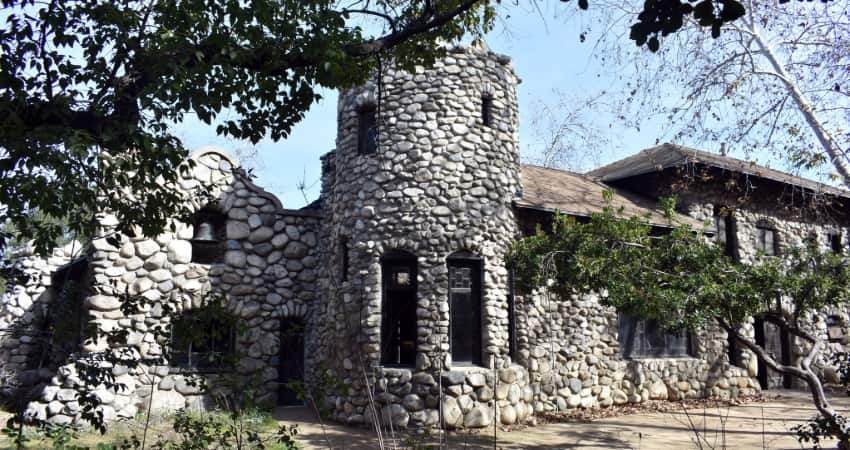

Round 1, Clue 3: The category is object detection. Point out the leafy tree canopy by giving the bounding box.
[507,196,849,333]
[506,195,850,442]
[0,0,777,255]
[0,0,497,254]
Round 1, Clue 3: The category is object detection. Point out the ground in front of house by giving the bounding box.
[1,389,848,449]
[275,390,850,449]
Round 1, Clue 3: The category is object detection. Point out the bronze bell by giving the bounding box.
[194,221,216,241]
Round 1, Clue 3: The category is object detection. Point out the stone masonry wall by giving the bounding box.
[681,192,850,389]
[315,45,532,429]
[22,148,324,424]
[516,290,757,415]
[0,241,84,390]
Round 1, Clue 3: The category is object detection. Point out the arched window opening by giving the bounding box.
[191,206,226,264]
[357,105,377,155]
[381,250,417,366]
[481,96,493,127]
[170,306,235,371]
[448,251,483,365]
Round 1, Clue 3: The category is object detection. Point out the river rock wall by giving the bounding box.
[314,44,531,429]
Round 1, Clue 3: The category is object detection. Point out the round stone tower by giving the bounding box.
[317,45,532,428]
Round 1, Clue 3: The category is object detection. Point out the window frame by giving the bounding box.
[618,312,692,359]
[481,96,493,127]
[357,106,377,155]
[829,232,843,254]
[339,237,349,282]
[507,268,518,360]
[380,250,418,367]
[447,252,484,366]
[714,206,740,260]
[755,220,780,256]
[169,313,236,372]
[826,315,845,343]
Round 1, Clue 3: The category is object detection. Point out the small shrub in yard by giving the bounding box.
[151,409,298,450]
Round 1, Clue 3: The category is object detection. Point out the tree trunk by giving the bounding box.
[741,19,850,189]
[718,316,849,446]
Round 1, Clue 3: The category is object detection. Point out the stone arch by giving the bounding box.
[187,146,285,214]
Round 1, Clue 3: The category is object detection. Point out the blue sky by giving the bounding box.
[171,3,671,209]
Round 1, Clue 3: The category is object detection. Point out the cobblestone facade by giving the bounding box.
[1,47,848,430]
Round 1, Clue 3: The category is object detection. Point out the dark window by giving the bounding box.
[827,315,845,343]
[714,207,739,260]
[381,250,417,366]
[755,221,779,256]
[357,106,377,155]
[170,312,235,370]
[830,233,843,254]
[191,206,225,264]
[507,269,518,360]
[448,253,482,365]
[340,238,349,282]
[618,313,691,358]
[481,96,493,127]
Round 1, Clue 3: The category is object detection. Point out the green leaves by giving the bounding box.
[0,0,497,255]
[629,0,746,51]
[508,196,850,335]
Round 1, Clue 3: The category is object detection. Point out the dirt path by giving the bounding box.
[273,390,850,450]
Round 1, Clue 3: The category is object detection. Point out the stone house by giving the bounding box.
[1,46,849,429]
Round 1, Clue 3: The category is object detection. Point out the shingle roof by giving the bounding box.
[516,164,703,228]
[588,143,850,199]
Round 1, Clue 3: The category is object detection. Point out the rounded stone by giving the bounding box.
[463,405,492,428]
[135,241,160,259]
[500,404,517,425]
[224,251,246,267]
[442,397,463,429]
[87,295,120,311]
[167,240,192,264]
[402,394,424,411]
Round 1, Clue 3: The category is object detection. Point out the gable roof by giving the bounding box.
[588,143,850,199]
[516,164,703,228]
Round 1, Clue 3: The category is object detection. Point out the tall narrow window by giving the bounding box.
[755,220,779,256]
[340,237,349,282]
[381,251,417,366]
[448,252,482,365]
[830,233,843,254]
[507,269,518,360]
[481,96,493,127]
[714,206,739,260]
[357,106,377,155]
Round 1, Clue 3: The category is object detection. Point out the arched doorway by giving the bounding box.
[278,318,305,405]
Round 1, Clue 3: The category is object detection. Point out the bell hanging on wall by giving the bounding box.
[193,221,216,241]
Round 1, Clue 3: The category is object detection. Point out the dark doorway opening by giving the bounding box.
[448,253,483,365]
[381,250,418,366]
[278,318,305,406]
[754,318,791,389]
